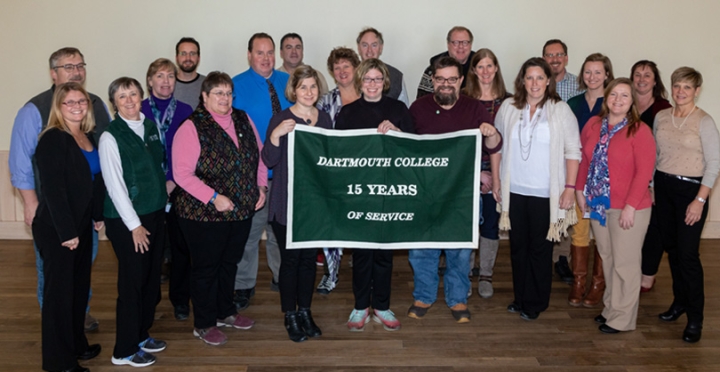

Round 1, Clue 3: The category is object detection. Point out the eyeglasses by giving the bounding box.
[433,76,460,84]
[179,51,198,57]
[53,63,86,73]
[543,53,567,58]
[449,40,471,47]
[62,99,89,107]
[210,91,232,98]
[362,77,384,84]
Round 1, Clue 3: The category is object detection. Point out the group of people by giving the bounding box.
[9,25,717,372]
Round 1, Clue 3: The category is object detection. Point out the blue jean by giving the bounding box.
[409,248,472,307]
[35,229,98,311]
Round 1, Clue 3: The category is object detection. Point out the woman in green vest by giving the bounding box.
[99,77,168,368]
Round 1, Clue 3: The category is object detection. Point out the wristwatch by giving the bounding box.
[696,196,707,203]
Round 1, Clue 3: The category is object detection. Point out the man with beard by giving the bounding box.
[277,33,329,96]
[416,26,475,99]
[356,27,410,106]
[542,39,583,102]
[9,46,111,332]
[542,39,583,282]
[174,37,205,109]
[407,56,502,323]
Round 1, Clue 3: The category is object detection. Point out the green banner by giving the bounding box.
[287,125,481,249]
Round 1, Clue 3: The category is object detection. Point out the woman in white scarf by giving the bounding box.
[492,57,581,320]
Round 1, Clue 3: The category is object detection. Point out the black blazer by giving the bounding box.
[33,128,105,242]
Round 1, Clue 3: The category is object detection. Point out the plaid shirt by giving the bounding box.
[556,70,584,102]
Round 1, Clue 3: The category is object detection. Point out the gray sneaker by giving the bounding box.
[316,274,336,295]
[478,277,494,298]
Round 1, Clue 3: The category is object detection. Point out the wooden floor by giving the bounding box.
[1,240,719,372]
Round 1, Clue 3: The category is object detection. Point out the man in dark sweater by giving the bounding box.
[407,56,501,324]
[356,27,410,107]
[416,26,475,100]
[9,47,111,332]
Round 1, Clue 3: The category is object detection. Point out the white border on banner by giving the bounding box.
[287,125,482,249]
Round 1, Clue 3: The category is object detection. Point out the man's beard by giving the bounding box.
[434,87,458,106]
[180,62,197,74]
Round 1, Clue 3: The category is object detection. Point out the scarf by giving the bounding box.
[584,116,629,226]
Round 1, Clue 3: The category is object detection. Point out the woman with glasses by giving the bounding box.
[140,58,195,321]
[315,47,362,295]
[101,77,168,367]
[263,66,332,342]
[493,57,581,321]
[335,58,415,332]
[462,48,510,298]
[653,67,719,343]
[33,82,104,372]
[172,72,267,346]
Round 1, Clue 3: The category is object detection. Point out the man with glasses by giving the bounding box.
[174,37,205,109]
[231,33,290,311]
[278,33,329,96]
[356,27,410,107]
[541,39,583,283]
[542,39,583,102]
[416,26,475,99]
[9,47,111,332]
[407,56,501,323]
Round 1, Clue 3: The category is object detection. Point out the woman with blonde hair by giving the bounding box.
[33,82,104,371]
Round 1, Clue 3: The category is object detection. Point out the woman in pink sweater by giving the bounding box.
[575,78,656,334]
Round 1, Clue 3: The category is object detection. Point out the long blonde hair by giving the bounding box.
[43,82,96,137]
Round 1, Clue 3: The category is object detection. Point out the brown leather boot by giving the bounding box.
[583,248,605,308]
[568,245,588,307]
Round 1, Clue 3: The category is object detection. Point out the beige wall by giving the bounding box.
[1,0,720,238]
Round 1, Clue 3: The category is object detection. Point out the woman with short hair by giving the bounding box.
[653,67,720,343]
[101,77,168,367]
[172,71,266,346]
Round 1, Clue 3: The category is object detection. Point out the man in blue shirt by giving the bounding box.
[9,47,111,332]
[231,33,291,310]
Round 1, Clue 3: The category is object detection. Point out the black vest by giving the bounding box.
[384,63,403,100]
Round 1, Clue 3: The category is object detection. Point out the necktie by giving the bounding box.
[266,79,281,115]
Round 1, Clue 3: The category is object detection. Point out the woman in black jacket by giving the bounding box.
[33,82,104,372]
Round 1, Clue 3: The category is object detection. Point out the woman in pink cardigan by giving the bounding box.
[575,78,656,334]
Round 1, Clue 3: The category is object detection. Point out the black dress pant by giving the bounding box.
[352,249,393,310]
[654,171,708,323]
[167,198,191,308]
[106,209,165,358]
[179,217,252,329]
[641,205,664,276]
[34,218,92,371]
[272,221,317,312]
[508,193,553,314]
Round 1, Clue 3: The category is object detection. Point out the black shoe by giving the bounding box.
[594,314,606,324]
[659,306,686,322]
[77,343,101,360]
[599,324,620,334]
[233,287,255,311]
[174,305,190,321]
[297,308,322,338]
[683,322,702,343]
[270,279,279,293]
[285,311,308,342]
[555,256,573,284]
[507,302,522,314]
[520,311,539,321]
[471,267,480,277]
